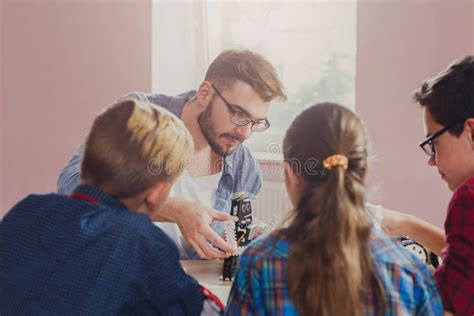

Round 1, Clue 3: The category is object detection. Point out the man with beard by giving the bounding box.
[57,49,287,259]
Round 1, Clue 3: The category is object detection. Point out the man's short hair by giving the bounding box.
[81,99,194,198]
[205,49,287,102]
[412,55,474,136]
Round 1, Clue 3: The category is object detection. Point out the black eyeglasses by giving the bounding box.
[211,84,270,133]
[419,117,466,157]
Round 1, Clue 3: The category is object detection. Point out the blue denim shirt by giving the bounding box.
[57,91,263,256]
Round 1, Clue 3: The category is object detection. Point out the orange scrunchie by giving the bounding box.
[323,154,348,171]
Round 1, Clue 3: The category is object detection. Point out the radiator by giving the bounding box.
[252,180,292,224]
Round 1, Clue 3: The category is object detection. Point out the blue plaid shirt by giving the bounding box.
[225,228,443,315]
[0,184,203,315]
[57,91,262,258]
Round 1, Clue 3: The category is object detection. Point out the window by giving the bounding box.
[152,0,356,159]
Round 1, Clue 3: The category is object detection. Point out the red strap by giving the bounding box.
[70,193,98,204]
[199,285,225,311]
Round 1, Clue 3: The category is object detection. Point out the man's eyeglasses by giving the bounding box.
[419,118,465,157]
[211,84,270,133]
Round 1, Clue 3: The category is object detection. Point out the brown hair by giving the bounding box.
[205,49,287,102]
[282,103,385,316]
[412,55,474,136]
[81,99,194,198]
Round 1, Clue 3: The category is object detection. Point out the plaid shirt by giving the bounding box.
[225,228,442,316]
[435,176,474,314]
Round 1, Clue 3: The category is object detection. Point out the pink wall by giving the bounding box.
[1,0,151,217]
[357,0,474,227]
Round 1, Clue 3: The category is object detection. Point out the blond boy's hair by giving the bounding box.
[81,99,194,198]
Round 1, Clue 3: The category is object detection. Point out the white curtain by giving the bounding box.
[152,0,219,95]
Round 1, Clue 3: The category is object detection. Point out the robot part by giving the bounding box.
[222,193,253,281]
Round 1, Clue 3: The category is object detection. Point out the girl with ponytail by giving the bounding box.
[225,103,442,315]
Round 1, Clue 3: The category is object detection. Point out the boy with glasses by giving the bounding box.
[412,55,474,314]
[57,49,287,259]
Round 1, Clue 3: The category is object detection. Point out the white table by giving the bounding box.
[180,260,232,304]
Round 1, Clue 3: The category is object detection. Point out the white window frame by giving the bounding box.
[152,1,356,161]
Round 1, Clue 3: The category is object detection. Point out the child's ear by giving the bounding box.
[144,181,172,212]
[284,161,294,183]
[466,118,474,150]
[284,162,304,188]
